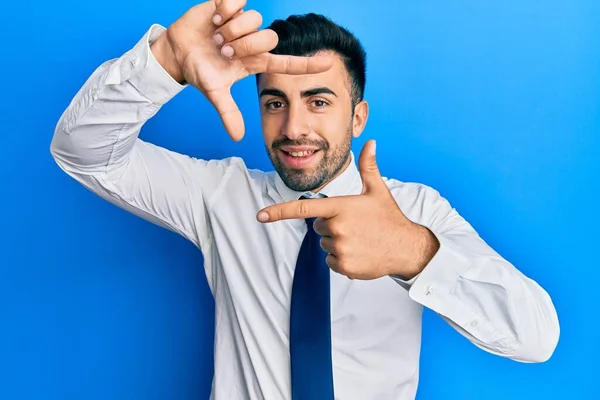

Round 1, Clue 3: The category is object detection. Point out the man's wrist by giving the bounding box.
[410,225,440,277]
[150,31,185,84]
[390,224,440,280]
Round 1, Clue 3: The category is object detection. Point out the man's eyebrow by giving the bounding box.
[259,88,288,100]
[301,87,337,97]
[258,87,338,99]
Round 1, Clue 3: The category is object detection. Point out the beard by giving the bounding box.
[266,126,353,192]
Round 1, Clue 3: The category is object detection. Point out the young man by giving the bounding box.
[50,1,559,399]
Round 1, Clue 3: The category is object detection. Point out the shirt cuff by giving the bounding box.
[406,233,473,318]
[126,24,187,105]
[389,273,420,291]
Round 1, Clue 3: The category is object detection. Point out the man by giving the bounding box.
[50,1,560,399]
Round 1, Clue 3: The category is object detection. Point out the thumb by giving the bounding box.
[358,140,385,195]
[207,87,245,141]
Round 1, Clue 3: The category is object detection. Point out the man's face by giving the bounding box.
[258,52,367,192]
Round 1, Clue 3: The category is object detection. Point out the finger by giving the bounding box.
[325,253,339,271]
[240,47,334,75]
[358,140,386,195]
[206,88,245,141]
[256,198,340,222]
[261,52,334,75]
[220,29,277,59]
[215,9,262,45]
[320,237,335,254]
[213,0,246,26]
[313,217,333,237]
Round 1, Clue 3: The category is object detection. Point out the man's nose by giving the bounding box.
[282,106,311,140]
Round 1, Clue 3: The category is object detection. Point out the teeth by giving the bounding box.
[288,150,314,157]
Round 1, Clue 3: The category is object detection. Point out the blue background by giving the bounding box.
[1,0,597,398]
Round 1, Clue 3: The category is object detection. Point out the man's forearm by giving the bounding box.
[408,231,559,362]
[386,186,559,362]
[51,25,185,175]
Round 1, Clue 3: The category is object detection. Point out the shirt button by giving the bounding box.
[131,55,138,66]
[91,87,98,98]
[426,284,436,295]
[470,320,478,327]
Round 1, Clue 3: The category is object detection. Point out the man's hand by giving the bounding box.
[257,140,440,280]
[151,0,334,141]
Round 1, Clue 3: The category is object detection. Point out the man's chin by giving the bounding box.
[277,167,325,192]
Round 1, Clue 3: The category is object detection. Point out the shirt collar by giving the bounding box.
[272,151,364,202]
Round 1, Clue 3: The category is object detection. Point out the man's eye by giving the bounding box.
[267,101,285,109]
[312,100,327,108]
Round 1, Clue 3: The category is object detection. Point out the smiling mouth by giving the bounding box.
[281,150,318,157]
[277,148,322,169]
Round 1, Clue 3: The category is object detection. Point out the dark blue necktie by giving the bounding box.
[290,214,334,399]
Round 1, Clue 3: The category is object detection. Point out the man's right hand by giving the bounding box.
[151,0,333,141]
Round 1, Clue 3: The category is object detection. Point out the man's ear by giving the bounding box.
[352,100,369,138]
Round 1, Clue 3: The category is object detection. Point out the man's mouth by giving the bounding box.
[282,150,317,158]
[278,148,321,168]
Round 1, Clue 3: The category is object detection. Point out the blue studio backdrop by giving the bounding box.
[0,0,597,399]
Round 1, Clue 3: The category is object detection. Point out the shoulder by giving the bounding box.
[382,177,456,228]
[198,155,273,189]
[195,155,266,177]
[382,177,445,203]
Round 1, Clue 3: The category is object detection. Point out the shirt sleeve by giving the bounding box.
[50,24,235,252]
[388,181,560,363]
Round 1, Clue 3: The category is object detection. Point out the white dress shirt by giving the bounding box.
[50,25,560,400]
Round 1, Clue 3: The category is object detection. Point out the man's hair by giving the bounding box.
[258,13,367,106]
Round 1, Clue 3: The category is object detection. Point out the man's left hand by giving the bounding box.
[256,140,440,280]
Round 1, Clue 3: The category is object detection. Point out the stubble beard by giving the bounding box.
[267,128,353,192]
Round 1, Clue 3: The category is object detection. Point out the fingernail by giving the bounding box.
[371,140,377,155]
[213,14,222,25]
[213,33,224,45]
[221,45,234,57]
[257,211,269,222]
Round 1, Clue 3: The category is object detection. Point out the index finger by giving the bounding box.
[257,197,339,223]
[263,53,334,75]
